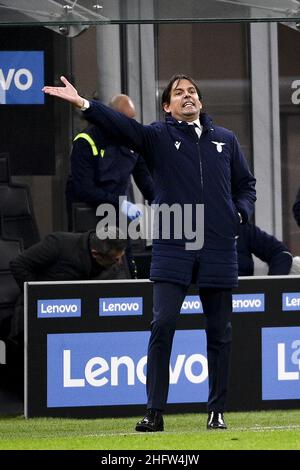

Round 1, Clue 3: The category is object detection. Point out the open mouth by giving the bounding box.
[183,102,194,108]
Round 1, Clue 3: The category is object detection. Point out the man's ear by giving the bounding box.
[163,102,170,113]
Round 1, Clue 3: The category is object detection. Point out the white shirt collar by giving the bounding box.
[178,118,201,128]
[190,118,201,129]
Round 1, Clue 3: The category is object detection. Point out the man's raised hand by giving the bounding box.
[42,76,84,108]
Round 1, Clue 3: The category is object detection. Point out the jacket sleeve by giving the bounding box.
[292,188,300,227]
[245,224,293,275]
[9,234,61,290]
[70,138,118,206]
[231,134,256,224]
[132,155,155,204]
[83,101,156,165]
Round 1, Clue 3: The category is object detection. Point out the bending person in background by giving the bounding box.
[9,226,127,345]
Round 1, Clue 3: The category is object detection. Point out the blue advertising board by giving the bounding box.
[25,277,300,417]
[0,51,44,104]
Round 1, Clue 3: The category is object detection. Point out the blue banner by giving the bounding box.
[262,327,300,400]
[282,293,300,311]
[0,51,44,104]
[47,330,208,408]
[180,293,265,314]
[99,297,143,316]
[180,295,203,314]
[232,293,265,312]
[37,299,81,318]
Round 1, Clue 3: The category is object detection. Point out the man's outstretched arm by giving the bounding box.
[43,76,156,160]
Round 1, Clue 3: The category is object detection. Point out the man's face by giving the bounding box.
[163,79,202,122]
[91,248,125,268]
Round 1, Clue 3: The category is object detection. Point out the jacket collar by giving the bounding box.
[165,113,213,133]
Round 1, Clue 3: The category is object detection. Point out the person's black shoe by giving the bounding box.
[207,412,227,430]
[135,409,164,432]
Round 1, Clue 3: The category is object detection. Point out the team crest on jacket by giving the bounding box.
[211,141,226,153]
[175,141,181,150]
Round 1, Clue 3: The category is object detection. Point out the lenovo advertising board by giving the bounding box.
[25,277,300,417]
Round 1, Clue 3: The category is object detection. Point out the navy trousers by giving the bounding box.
[146,281,232,412]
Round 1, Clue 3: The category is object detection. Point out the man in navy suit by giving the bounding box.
[43,74,256,431]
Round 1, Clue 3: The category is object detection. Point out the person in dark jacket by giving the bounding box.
[66,94,154,278]
[292,188,300,227]
[43,74,256,431]
[237,223,292,276]
[9,227,127,342]
[66,94,154,225]
[10,227,127,289]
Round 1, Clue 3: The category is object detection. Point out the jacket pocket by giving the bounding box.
[231,203,241,237]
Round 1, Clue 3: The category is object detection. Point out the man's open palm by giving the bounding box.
[43,76,83,108]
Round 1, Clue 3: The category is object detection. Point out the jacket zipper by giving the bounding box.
[196,139,204,204]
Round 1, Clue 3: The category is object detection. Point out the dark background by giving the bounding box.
[0,27,55,175]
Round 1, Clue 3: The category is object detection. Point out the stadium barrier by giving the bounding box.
[4,276,300,417]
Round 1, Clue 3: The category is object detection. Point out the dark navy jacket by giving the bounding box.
[237,223,292,276]
[10,231,128,289]
[84,102,256,288]
[66,125,154,210]
[293,188,300,227]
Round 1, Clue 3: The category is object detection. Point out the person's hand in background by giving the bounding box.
[121,200,142,221]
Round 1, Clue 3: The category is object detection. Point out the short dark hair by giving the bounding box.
[161,74,202,109]
[90,227,127,254]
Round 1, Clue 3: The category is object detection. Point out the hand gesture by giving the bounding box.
[42,76,84,108]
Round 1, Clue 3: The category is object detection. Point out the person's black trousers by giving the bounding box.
[146,281,232,412]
